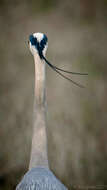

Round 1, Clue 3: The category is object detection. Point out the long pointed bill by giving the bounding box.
[42,56,87,88]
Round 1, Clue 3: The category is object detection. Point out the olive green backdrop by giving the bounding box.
[0,0,107,189]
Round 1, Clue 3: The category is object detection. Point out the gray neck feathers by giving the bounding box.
[29,54,49,169]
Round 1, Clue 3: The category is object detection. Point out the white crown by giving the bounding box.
[33,33,44,42]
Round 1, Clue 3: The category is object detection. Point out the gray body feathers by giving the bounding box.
[16,167,68,190]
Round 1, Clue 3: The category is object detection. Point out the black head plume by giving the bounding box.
[29,32,88,88]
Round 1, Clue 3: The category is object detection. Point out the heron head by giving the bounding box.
[28,33,48,59]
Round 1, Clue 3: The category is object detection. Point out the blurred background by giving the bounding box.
[0,0,107,189]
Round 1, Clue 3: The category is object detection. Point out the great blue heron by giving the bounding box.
[16,33,87,190]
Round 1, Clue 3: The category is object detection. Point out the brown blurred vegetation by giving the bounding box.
[0,0,107,189]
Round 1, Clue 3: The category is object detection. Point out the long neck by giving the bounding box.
[29,54,49,169]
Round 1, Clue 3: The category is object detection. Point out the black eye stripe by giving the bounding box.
[29,34,48,59]
[29,33,88,87]
[29,34,47,48]
[29,35,37,46]
[40,34,48,51]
